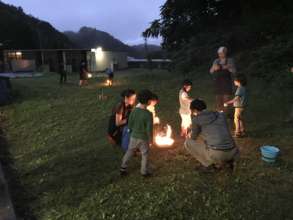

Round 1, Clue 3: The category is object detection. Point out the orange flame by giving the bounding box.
[155,124,175,147]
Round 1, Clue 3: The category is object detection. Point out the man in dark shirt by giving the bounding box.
[185,99,239,171]
[58,62,67,84]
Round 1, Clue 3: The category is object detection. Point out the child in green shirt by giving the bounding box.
[120,90,153,177]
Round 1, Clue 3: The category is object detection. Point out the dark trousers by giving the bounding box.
[60,72,67,84]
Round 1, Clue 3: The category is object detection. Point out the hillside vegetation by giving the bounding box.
[0,1,73,49]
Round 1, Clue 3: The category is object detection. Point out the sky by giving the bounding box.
[3,0,165,45]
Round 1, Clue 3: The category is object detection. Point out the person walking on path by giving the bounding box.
[210,47,236,112]
[185,99,239,172]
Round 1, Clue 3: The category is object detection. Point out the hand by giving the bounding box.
[154,117,160,124]
[222,65,229,70]
[213,64,221,71]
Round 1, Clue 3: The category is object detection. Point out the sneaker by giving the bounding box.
[120,168,128,177]
[233,133,243,138]
[226,160,236,172]
[196,165,216,173]
[142,172,152,178]
[213,161,235,172]
[241,132,248,138]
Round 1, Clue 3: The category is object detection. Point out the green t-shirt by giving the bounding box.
[128,108,153,142]
[234,86,247,108]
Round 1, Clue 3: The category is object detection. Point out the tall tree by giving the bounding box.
[144,0,293,50]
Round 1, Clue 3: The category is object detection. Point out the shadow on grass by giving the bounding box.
[0,127,37,220]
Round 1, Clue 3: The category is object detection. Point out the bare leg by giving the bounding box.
[234,109,241,135]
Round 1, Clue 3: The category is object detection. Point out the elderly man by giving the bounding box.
[210,47,236,112]
[185,99,239,171]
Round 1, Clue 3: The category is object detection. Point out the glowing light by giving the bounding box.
[154,117,160,124]
[106,79,113,86]
[87,73,93,78]
[16,51,22,56]
[91,47,104,61]
[155,124,175,147]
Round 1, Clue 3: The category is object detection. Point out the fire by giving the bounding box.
[155,124,175,147]
[106,79,113,86]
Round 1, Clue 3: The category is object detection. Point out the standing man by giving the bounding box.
[185,99,239,171]
[79,61,88,86]
[58,62,67,84]
[210,47,236,112]
[105,67,114,86]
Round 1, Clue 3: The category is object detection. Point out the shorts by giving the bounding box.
[180,113,192,129]
[108,74,114,80]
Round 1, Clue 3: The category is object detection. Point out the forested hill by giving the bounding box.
[0,1,163,58]
[64,27,163,58]
[64,27,132,52]
[0,1,73,49]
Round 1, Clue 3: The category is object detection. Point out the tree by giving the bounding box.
[143,0,293,51]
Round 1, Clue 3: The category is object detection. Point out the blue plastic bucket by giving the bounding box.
[260,146,280,163]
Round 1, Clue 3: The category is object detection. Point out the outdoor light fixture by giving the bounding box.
[91,47,104,61]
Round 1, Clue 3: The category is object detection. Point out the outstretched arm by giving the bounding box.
[225,96,240,106]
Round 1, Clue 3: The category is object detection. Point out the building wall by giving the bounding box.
[128,61,171,70]
[3,50,127,73]
[88,51,128,72]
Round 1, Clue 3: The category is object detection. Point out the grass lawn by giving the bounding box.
[1,68,293,220]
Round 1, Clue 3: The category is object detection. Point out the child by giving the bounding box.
[225,75,248,138]
[147,93,160,125]
[120,90,153,177]
[105,67,114,86]
[179,80,193,137]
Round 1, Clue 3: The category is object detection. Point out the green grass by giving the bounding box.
[1,69,293,220]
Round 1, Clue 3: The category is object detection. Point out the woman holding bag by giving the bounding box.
[108,89,136,148]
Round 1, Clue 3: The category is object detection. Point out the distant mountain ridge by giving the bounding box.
[0,1,73,49]
[64,27,162,58]
[64,27,131,51]
[0,1,163,58]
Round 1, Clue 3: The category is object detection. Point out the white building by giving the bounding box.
[87,47,128,72]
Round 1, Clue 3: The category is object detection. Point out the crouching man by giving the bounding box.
[185,99,239,171]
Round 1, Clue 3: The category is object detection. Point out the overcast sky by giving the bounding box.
[3,0,165,45]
